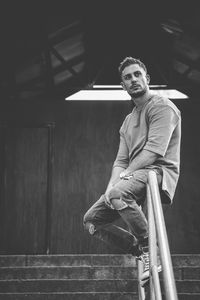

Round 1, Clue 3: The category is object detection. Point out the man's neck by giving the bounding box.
[132,91,153,108]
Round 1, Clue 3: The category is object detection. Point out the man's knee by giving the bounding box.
[107,188,128,210]
[107,188,122,200]
[84,221,96,235]
[83,208,94,229]
[111,198,128,210]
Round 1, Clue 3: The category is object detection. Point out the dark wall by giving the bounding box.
[0,98,199,254]
[0,126,48,254]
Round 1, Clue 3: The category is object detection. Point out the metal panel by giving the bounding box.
[0,123,54,254]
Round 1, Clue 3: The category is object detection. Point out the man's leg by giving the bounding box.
[106,169,162,282]
[106,171,150,248]
[107,169,162,244]
[83,194,140,254]
[109,196,148,247]
[84,169,162,256]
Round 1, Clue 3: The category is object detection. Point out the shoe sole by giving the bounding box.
[140,265,162,287]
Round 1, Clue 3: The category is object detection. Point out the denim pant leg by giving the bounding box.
[83,195,138,253]
[107,169,162,245]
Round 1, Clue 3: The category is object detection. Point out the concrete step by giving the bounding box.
[176,280,200,293]
[172,255,200,267]
[1,254,200,267]
[0,255,136,267]
[0,279,200,293]
[0,254,199,299]
[0,266,137,280]
[0,279,138,293]
[178,295,200,300]
[0,266,200,280]
[0,293,200,300]
[0,292,138,300]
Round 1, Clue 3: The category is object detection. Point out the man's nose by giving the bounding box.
[131,75,137,82]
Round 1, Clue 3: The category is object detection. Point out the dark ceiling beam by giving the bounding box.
[16,54,85,92]
[48,21,82,46]
[173,52,200,71]
[43,47,55,96]
[50,46,79,78]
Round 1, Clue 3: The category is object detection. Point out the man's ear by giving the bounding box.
[121,81,126,91]
[146,74,150,84]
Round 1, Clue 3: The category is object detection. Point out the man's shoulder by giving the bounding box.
[123,111,133,123]
[147,94,181,115]
[120,111,134,132]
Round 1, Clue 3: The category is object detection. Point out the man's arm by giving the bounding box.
[105,129,129,194]
[105,149,159,199]
[105,166,125,194]
[120,149,160,178]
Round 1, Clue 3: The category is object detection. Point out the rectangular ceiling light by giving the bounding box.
[65,85,188,101]
[93,85,168,89]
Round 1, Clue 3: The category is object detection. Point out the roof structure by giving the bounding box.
[0,0,199,101]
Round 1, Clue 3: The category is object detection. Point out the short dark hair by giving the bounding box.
[118,57,147,78]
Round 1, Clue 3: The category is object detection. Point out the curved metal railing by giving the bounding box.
[138,170,178,300]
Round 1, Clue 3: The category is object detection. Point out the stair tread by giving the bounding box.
[0,292,138,294]
[0,254,199,297]
[0,291,139,300]
[0,278,200,281]
[1,254,200,267]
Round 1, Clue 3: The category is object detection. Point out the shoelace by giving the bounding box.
[141,251,150,272]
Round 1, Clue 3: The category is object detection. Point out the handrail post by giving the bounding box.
[147,184,162,300]
[137,258,145,300]
[148,170,178,300]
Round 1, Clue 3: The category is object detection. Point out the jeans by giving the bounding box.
[83,168,162,254]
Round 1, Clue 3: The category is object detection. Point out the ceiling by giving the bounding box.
[0,0,199,101]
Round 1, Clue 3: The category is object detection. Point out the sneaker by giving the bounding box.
[140,246,150,275]
[139,246,162,284]
[129,236,143,257]
[131,243,143,257]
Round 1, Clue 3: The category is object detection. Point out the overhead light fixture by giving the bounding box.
[65,85,188,101]
[93,85,168,89]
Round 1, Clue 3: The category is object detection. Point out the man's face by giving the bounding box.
[121,64,150,98]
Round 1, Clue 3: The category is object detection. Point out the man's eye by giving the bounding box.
[135,72,141,77]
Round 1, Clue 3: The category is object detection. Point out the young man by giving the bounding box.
[83,57,181,276]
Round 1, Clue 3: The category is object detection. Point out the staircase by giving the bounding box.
[0,254,199,299]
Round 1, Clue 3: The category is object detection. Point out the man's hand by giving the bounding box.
[104,166,127,207]
[120,171,133,180]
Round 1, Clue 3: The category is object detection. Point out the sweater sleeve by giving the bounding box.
[113,128,129,169]
[144,105,180,157]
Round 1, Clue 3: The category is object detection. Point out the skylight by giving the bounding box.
[65,85,188,101]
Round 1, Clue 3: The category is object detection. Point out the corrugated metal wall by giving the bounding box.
[0,99,199,254]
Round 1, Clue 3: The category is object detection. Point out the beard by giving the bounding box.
[130,88,147,98]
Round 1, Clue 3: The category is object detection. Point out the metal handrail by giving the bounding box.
[138,170,178,300]
[137,258,145,300]
[147,184,162,300]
